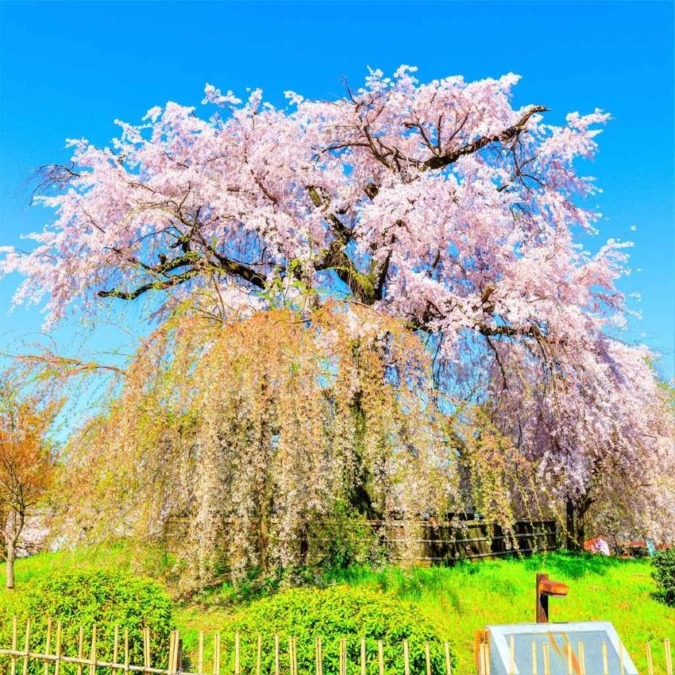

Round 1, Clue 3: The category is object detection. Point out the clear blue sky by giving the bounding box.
[0,1,673,379]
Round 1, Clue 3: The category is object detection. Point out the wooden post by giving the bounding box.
[361,638,366,675]
[43,618,52,675]
[403,639,410,675]
[646,642,654,675]
[316,636,323,675]
[213,633,220,675]
[444,641,452,675]
[54,621,62,675]
[124,628,130,674]
[11,616,17,675]
[89,625,97,675]
[198,632,204,675]
[22,619,30,675]
[113,625,120,666]
[144,627,151,673]
[536,573,549,623]
[378,640,384,675]
[425,642,431,675]
[256,636,262,675]
[665,639,673,675]
[77,627,84,675]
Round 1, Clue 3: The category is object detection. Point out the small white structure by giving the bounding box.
[481,621,637,675]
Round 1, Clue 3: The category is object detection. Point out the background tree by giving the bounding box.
[0,376,58,589]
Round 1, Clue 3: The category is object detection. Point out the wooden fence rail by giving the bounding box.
[0,618,672,674]
[163,518,559,566]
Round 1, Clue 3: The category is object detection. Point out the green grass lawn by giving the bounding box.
[1,545,672,673]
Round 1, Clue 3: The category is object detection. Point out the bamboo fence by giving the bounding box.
[0,618,672,674]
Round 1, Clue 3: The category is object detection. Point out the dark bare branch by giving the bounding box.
[423,106,548,170]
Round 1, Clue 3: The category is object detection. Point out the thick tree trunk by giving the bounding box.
[565,499,577,551]
[565,496,590,551]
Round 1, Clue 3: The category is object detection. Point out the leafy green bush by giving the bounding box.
[652,548,675,606]
[0,570,173,669]
[218,585,453,674]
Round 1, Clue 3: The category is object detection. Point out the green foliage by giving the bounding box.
[218,585,453,674]
[0,570,173,669]
[652,548,675,606]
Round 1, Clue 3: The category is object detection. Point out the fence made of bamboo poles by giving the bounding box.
[0,618,672,674]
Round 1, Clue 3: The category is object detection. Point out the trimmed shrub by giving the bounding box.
[0,570,173,669]
[652,548,675,606]
[218,585,454,674]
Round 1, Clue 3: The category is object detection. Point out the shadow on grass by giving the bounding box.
[523,551,620,579]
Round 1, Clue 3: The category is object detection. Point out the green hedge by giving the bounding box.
[0,570,173,670]
[652,548,675,607]
[213,585,454,674]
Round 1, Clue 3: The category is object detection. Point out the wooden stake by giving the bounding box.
[274,634,279,675]
[54,622,62,675]
[213,633,221,675]
[566,642,572,675]
[89,625,97,675]
[22,619,30,675]
[378,640,384,675]
[288,636,296,675]
[77,626,84,675]
[665,639,673,675]
[361,637,366,675]
[124,628,130,673]
[403,639,410,675]
[602,642,608,675]
[198,632,204,675]
[113,625,120,666]
[542,643,550,675]
[444,641,452,675]
[43,617,52,675]
[168,631,174,675]
[315,636,323,675]
[340,638,347,675]
[578,642,586,675]
[479,643,489,675]
[256,636,262,675]
[509,635,515,675]
[11,616,18,675]
[144,626,151,672]
[168,631,176,675]
[235,633,240,675]
[646,642,654,675]
[425,642,431,675]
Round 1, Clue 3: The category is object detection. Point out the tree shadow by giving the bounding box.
[524,551,620,579]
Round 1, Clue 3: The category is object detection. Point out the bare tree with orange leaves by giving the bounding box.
[0,376,58,589]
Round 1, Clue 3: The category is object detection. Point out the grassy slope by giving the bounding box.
[1,546,673,673]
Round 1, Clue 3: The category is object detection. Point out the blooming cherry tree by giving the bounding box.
[2,66,672,543]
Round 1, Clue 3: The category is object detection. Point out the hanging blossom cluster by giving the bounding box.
[59,305,474,588]
[2,66,673,542]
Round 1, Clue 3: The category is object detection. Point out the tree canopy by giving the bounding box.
[2,66,673,567]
